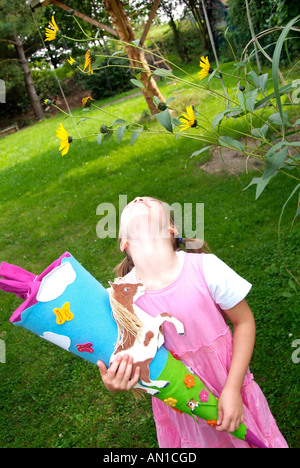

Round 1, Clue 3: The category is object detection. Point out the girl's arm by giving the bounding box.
[216,299,256,433]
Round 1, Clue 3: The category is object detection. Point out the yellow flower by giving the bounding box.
[164,397,177,408]
[179,106,197,132]
[82,96,95,108]
[67,57,75,66]
[45,15,59,42]
[56,123,72,156]
[198,56,212,80]
[83,49,93,75]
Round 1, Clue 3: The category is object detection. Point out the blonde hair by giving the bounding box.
[115,198,209,277]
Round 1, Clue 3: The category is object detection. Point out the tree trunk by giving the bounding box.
[13,32,44,121]
[103,0,164,114]
[169,16,189,62]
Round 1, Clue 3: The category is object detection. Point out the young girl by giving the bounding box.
[97,197,288,448]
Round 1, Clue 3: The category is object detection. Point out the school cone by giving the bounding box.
[0,252,267,448]
[151,349,267,448]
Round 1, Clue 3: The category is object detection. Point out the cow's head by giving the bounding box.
[109,282,145,309]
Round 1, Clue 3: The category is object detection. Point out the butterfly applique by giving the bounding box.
[75,343,94,353]
[53,302,74,325]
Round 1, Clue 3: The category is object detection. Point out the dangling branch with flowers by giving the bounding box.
[43,13,300,251]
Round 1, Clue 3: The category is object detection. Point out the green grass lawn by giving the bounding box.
[0,63,299,448]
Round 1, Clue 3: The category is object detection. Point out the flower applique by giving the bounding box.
[199,389,209,403]
[206,420,217,428]
[184,374,195,388]
[164,397,177,408]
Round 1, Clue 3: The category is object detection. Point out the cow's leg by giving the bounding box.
[158,313,185,336]
[140,379,170,389]
[134,383,160,396]
[136,360,170,390]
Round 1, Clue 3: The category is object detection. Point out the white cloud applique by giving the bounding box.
[36,261,76,302]
[42,332,71,351]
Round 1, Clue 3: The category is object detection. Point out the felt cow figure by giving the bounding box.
[0,252,267,448]
[109,282,184,395]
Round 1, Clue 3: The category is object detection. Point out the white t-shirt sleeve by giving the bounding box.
[202,254,252,310]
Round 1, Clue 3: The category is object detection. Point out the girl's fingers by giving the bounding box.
[97,360,107,379]
[98,355,140,392]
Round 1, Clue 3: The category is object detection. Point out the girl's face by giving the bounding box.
[119,197,171,248]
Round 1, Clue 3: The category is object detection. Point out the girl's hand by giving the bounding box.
[216,386,244,433]
[97,354,140,393]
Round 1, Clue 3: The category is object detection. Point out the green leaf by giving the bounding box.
[212,111,226,129]
[172,118,183,127]
[238,90,258,112]
[259,73,269,93]
[185,146,213,169]
[272,15,300,127]
[265,140,300,158]
[156,108,173,133]
[268,112,290,127]
[153,68,173,77]
[130,128,143,146]
[153,96,161,106]
[211,107,240,129]
[96,134,103,146]
[113,118,127,125]
[76,118,87,125]
[233,59,249,69]
[248,71,268,93]
[131,39,140,47]
[111,50,124,57]
[117,125,127,143]
[165,97,176,105]
[244,174,276,199]
[251,124,270,139]
[255,82,295,109]
[130,78,145,89]
[219,136,244,152]
[207,68,219,85]
[263,147,289,179]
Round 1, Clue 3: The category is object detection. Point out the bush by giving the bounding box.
[74,57,135,100]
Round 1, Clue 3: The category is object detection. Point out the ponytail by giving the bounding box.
[114,252,134,278]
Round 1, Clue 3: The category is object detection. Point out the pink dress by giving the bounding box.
[123,252,288,448]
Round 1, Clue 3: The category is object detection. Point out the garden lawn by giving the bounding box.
[0,71,299,448]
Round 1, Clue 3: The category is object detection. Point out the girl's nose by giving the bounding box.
[133,197,144,203]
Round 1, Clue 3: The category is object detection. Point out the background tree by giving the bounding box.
[0,0,45,121]
[103,0,164,114]
[158,0,191,62]
[227,0,300,60]
[180,0,227,53]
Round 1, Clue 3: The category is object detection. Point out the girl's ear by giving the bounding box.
[169,225,179,237]
[120,239,128,252]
